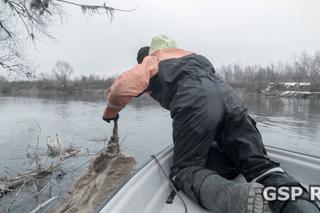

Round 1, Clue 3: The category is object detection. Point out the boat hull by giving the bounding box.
[97,146,320,213]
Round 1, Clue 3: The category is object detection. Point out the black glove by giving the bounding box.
[102,114,119,123]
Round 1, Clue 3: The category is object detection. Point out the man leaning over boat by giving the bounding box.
[102,35,320,213]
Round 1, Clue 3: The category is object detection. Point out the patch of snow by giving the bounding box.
[299,82,311,86]
[280,90,312,97]
[284,82,298,87]
[280,91,292,96]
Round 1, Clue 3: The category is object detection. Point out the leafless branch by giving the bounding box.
[56,0,138,12]
[30,196,59,213]
[6,179,27,212]
[0,0,138,75]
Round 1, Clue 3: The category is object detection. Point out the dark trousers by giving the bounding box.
[171,74,306,212]
[171,74,277,180]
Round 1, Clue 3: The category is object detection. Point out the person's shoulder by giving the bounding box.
[177,48,193,55]
[142,55,158,65]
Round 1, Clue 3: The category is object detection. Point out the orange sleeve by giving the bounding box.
[103,56,158,118]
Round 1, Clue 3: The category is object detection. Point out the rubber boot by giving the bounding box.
[281,199,320,213]
[256,171,320,213]
[199,174,269,213]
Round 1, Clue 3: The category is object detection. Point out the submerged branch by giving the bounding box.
[30,196,59,213]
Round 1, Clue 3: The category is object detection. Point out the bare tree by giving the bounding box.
[0,0,62,75]
[0,0,136,75]
[309,51,320,84]
[220,64,233,82]
[52,60,73,87]
[217,51,320,92]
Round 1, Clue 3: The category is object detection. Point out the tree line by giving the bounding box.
[0,60,114,94]
[218,51,320,92]
[1,51,320,95]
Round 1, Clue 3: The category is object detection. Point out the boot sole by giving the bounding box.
[244,183,269,213]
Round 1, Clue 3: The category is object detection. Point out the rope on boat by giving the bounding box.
[151,155,188,213]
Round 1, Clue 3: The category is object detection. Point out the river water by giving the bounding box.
[0,95,319,211]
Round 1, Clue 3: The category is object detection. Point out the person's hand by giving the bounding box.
[102,114,119,123]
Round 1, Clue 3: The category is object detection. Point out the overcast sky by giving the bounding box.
[27,0,320,78]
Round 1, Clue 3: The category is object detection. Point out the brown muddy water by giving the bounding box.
[0,95,319,212]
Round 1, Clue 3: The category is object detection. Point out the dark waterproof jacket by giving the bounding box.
[146,53,275,181]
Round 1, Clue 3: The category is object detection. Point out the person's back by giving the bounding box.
[102,35,320,213]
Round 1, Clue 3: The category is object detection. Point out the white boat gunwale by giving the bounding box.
[95,145,320,213]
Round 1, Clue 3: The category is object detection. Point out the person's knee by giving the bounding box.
[256,171,299,187]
